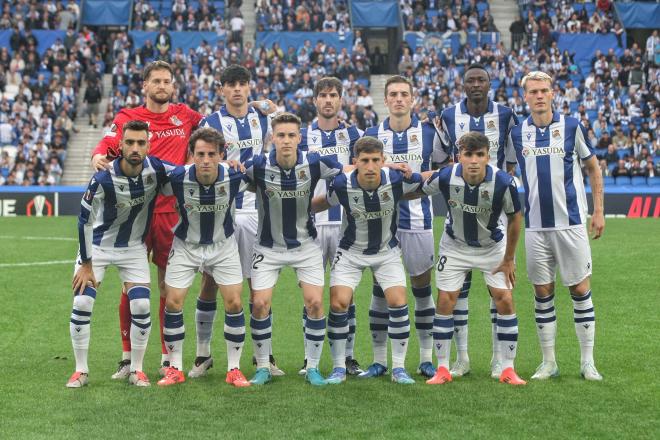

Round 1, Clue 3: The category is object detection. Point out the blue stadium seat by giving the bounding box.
[586,110,598,121]
[615,176,631,186]
[602,176,615,186]
[631,176,647,186]
[617,149,631,160]
[653,156,660,166]
[490,79,500,90]
[569,102,579,113]
[648,177,660,186]
[607,163,617,174]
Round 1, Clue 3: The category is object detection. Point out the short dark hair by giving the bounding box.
[122,120,149,136]
[220,64,251,85]
[458,132,489,153]
[384,75,413,96]
[354,136,384,157]
[143,60,174,82]
[313,77,343,98]
[271,112,301,130]
[464,63,490,80]
[188,127,226,154]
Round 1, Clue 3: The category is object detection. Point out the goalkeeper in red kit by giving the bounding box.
[91,61,214,378]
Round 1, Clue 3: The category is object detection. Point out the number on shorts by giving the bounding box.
[331,251,343,270]
[252,252,264,270]
[436,255,447,272]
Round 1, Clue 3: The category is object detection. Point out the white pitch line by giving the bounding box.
[0,260,73,268]
[0,235,76,241]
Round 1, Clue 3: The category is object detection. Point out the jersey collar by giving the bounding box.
[383,115,419,133]
[459,98,494,116]
[527,111,561,128]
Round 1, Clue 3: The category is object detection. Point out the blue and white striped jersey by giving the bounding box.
[364,116,437,231]
[438,99,518,168]
[299,121,363,225]
[200,105,270,211]
[162,163,248,245]
[244,149,343,250]
[78,156,172,261]
[328,167,423,255]
[423,164,520,247]
[507,112,594,231]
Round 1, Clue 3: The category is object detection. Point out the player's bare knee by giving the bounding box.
[410,269,432,288]
[437,291,458,314]
[223,295,242,314]
[534,283,554,297]
[569,278,591,296]
[305,298,324,317]
[330,296,349,312]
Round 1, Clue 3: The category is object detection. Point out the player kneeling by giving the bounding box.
[313,136,423,385]
[67,121,172,388]
[420,132,526,385]
[157,128,250,388]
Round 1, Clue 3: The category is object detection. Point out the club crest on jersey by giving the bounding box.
[250,118,258,128]
[145,175,154,185]
[481,190,490,201]
[448,199,458,208]
[552,129,561,138]
[381,191,391,202]
[170,115,183,126]
[337,132,346,141]
[487,120,495,129]
[409,134,419,145]
[298,170,307,180]
[218,185,227,196]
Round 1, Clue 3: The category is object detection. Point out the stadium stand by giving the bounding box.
[1,0,658,186]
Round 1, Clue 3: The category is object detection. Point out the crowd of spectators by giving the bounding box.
[255,0,351,34]
[0,1,97,186]
[401,0,497,34]
[132,0,246,44]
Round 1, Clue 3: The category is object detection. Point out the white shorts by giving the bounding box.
[525,226,592,287]
[235,210,258,279]
[251,241,324,290]
[74,245,151,284]
[315,224,341,268]
[165,236,244,289]
[330,247,407,292]
[397,229,435,276]
[435,234,509,292]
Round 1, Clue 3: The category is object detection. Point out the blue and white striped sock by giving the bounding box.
[224,310,245,370]
[433,313,454,369]
[369,284,389,366]
[454,272,471,363]
[250,314,272,369]
[328,310,349,369]
[345,303,357,359]
[164,309,184,370]
[388,305,410,369]
[535,294,557,363]
[305,316,326,369]
[497,313,519,370]
[490,297,500,364]
[70,286,96,373]
[195,298,216,358]
[413,285,435,363]
[128,286,151,373]
[302,306,308,360]
[572,290,595,364]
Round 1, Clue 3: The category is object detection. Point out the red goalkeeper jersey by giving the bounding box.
[93,103,203,213]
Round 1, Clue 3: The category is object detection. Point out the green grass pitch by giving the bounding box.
[1,217,658,439]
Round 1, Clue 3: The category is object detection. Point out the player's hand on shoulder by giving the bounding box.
[388,162,413,178]
[225,160,246,173]
[251,99,277,115]
[92,154,111,171]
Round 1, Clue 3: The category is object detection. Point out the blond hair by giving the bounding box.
[521,71,553,91]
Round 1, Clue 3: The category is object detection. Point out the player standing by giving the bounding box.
[243,112,345,386]
[157,128,251,388]
[298,77,364,376]
[362,75,439,379]
[314,136,423,385]
[91,61,211,377]
[198,65,283,376]
[419,132,526,386]
[434,63,519,379]
[507,71,604,381]
[67,121,172,388]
